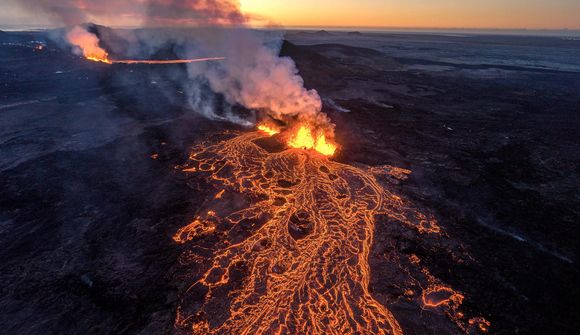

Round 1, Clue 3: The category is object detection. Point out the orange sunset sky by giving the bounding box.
[240,0,580,29]
[1,0,579,29]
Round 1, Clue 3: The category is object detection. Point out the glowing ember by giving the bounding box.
[288,125,337,156]
[257,124,280,136]
[469,317,491,333]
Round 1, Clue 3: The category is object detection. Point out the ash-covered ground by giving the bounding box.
[1,28,579,334]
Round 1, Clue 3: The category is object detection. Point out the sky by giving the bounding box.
[240,0,580,29]
[1,0,579,30]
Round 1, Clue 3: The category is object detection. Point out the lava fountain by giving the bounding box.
[287,125,337,157]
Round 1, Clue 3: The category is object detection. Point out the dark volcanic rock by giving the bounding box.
[1,27,579,335]
[285,33,580,334]
[0,29,227,333]
[280,40,331,71]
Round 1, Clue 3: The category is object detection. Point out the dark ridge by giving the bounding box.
[347,31,362,35]
[305,43,383,57]
[279,40,341,92]
[280,40,330,65]
[313,30,332,36]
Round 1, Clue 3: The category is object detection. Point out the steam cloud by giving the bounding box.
[18,0,332,132]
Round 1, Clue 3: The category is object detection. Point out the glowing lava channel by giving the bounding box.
[110,57,226,64]
[84,56,226,65]
[173,130,449,335]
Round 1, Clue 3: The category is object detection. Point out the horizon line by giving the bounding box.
[2,23,580,33]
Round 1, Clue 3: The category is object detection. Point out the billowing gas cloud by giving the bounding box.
[181,27,330,130]
[17,0,332,132]
[202,29,327,126]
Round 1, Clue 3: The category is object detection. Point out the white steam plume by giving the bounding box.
[16,0,332,131]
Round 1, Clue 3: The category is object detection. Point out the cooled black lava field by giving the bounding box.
[1,28,579,334]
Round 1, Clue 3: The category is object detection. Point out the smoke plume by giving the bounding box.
[66,26,110,62]
[18,0,333,133]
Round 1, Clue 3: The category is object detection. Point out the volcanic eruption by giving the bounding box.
[12,0,491,334]
[65,24,337,156]
[62,21,337,155]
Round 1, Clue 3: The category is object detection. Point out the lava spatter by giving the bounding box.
[174,130,483,334]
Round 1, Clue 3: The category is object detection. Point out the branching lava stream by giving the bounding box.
[173,130,486,334]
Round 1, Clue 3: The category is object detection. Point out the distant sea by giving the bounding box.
[0,24,50,31]
[285,27,580,38]
[2,23,580,39]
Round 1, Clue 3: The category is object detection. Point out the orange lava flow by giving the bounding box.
[174,130,449,335]
[86,56,112,64]
[83,56,225,65]
[109,57,226,64]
